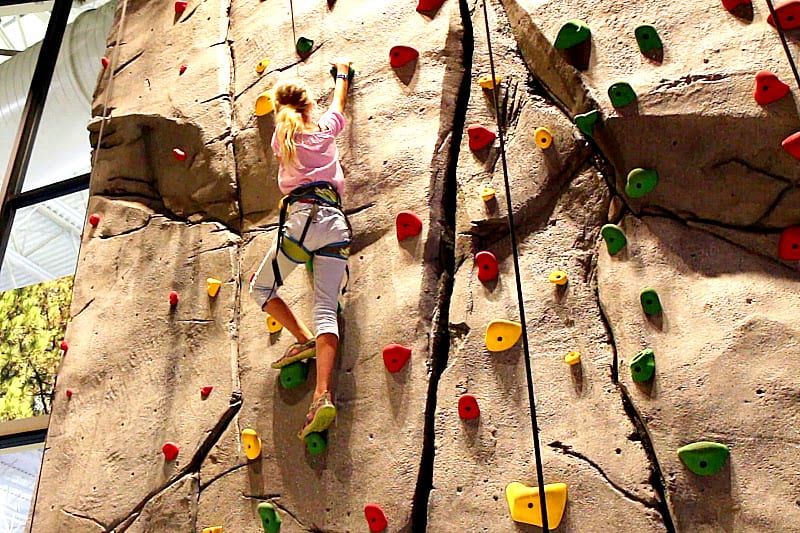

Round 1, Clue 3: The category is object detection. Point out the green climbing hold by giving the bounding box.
[625,168,658,198]
[629,348,655,383]
[279,361,308,390]
[608,82,637,108]
[257,502,282,533]
[305,432,327,455]
[640,288,662,315]
[634,25,663,54]
[305,258,313,272]
[329,66,356,82]
[554,19,591,50]
[574,110,599,137]
[677,441,730,476]
[600,224,627,255]
[296,37,314,55]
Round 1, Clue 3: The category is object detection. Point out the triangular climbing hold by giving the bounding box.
[242,428,262,460]
[640,288,662,315]
[467,124,495,151]
[383,343,412,373]
[478,74,503,89]
[626,168,658,198]
[564,351,581,366]
[630,348,655,383]
[505,481,568,528]
[266,314,283,333]
[389,45,418,68]
[534,127,553,149]
[480,186,496,202]
[600,224,627,255]
[162,442,180,461]
[475,251,499,282]
[458,394,480,420]
[364,503,388,532]
[396,211,423,241]
[206,278,221,297]
[677,441,730,476]
[768,0,800,30]
[574,109,599,137]
[174,0,187,14]
[200,385,213,397]
[608,82,637,108]
[257,502,282,533]
[554,20,590,50]
[781,131,800,160]
[255,91,274,116]
[416,0,445,13]
[485,319,522,352]
[754,71,790,105]
[778,226,800,260]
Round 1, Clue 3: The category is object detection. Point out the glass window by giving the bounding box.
[0,443,44,532]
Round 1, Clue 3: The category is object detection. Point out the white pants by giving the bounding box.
[249,203,350,338]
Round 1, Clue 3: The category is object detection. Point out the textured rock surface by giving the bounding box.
[31,0,800,531]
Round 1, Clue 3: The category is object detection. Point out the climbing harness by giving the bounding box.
[764,0,800,93]
[479,1,551,530]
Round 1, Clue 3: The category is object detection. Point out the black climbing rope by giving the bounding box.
[764,0,800,94]
[289,0,297,49]
[479,1,550,530]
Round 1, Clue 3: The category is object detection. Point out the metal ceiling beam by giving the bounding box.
[0,1,53,18]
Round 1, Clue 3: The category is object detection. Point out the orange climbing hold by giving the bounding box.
[201,528,222,533]
[779,226,800,260]
[242,428,262,460]
[207,278,222,297]
[416,0,445,12]
[383,343,412,373]
[255,91,275,116]
[169,291,179,306]
[389,46,419,68]
[467,124,496,151]
[485,319,522,352]
[458,394,480,420]
[364,503,388,532]
[754,71,790,105]
[162,442,180,461]
[564,351,581,365]
[782,131,800,160]
[173,148,187,161]
[768,0,800,30]
[88,213,100,227]
[396,211,423,241]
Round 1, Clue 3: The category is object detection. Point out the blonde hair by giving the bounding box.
[273,79,314,166]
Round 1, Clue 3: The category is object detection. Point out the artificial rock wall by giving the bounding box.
[31,0,800,532]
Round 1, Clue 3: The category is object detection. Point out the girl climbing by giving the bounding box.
[250,60,352,441]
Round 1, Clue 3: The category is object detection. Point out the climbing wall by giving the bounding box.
[30,0,800,531]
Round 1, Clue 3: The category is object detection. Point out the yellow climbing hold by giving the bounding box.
[206,278,222,297]
[480,186,496,202]
[478,74,503,89]
[534,127,553,149]
[485,319,522,352]
[564,351,581,365]
[202,528,223,533]
[242,428,262,460]
[256,58,270,74]
[549,270,568,285]
[255,90,274,116]
[266,314,283,333]
[505,481,568,528]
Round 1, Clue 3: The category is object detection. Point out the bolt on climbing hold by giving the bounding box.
[634,24,663,55]
[383,343,412,373]
[206,278,222,297]
[458,394,480,420]
[389,45,418,68]
[201,527,222,533]
[169,291,179,306]
[554,19,590,49]
[574,109,599,137]
[778,226,800,260]
[66,389,73,399]
[721,0,751,11]
[162,442,180,461]
[754,71,790,105]
[101,56,109,68]
[781,131,800,160]
[608,82,637,108]
[564,351,581,366]
[478,74,503,89]
[640,288,662,315]
[467,124,496,151]
[266,314,283,333]
[257,502,281,533]
[279,361,309,389]
[364,503,388,533]
[480,186,496,202]
[304,432,327,455]
[256,58,270,74]
[630,348,655,383]
[625,168,658,198]
[485,319,523,352]
[505,482,568,528]
[534,127,553,149]
[179,63,187,75]
[768,0,800,30]
[88,213,101,227]
[172,148,187,161]
[416,0,445,13]
[60,340,69,352]
[678,441,730,476]
[549,270,568,285]
[396,211,423,241]
[296,37,314,56]
[601,224,627,255]
[174,0,187,14]
[242,428,262,460]
[255,91,274,116]
[475,251,499,282]
[200,385,213,397]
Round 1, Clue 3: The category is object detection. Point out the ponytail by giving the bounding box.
[272,79,314,167]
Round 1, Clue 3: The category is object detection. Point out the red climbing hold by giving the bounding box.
[60,340,69,352]
[754,71,790,105]
[416,0,445,12]
[201,385,213,397]
[768,0,800,30]
[383,344,412,373]
[169,291,179,306]
[721,0,751,11]
[778,226,800,260]
[458,394,480,420]
[88,213,100,227]
[396,211,423,241]
[175,0,187,13]
[179,63,188,75]
[475,251,499,282]
[249,272,256,283]
[389,46,419,68]
[162,442,180,461]
[66,389,73,399]
[101,56,109,68]
[467,124,496,151]
[172,148,187,161]
[781,131,800,159]
[364,503,388,533]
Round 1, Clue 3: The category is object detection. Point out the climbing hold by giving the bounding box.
[383,343,412,373]
[305,432,327,455]
[296,37,314,55]
[174,0,187,14]
[554,20,590,49]
[778,226,800,260]
[88,213,101,227]
[467,124,496,151]
[249,272,256,283]
[162,442,180,461]
[534,127,553,149]
[640,288,662,315]
[60,340,69,352]
[754,71,790,105]
[66,389,73,399]
[630,348,655,383]
[200,385,213,397]
[256,58,270,74]
[480,186,496,202]
[608,82,637,108]
[768,0,800,30]
[242,428,262,460]
[329,66,356,82]
[564,351,581,366]
[721,0,751,11]
[475,251,499,282]
[179,63,187,75]
[574,109,599,137]
[266,314,283,333]
[485,319,522,352]
[255,91,274,116]
[172,148,187,161]
[201,528,222,533]
[279,361,308,389]
[206,278,222,297]
[396,211,423,241]
[601,224,627,255]
[677,441,730,476]
[389,45,419,68]
[634,25,663,55]
[101,56,109,68]
[257,502,281,533]
[549,270,568,285]
[505,482,568,528]
[625,168,658,198]
[416,0,445,12]
[781,131,800,160]
[364,503,388,533]
[458,394,480,420]
[478,74,503,89]
[169,291,179,306]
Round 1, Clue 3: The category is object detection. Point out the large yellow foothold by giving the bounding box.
[549,270,568,285]
[485,319,522,352]
[207,278,222,297]
[266,314,283,333]
[255,58,270,74]
[564,351,581,366]
[534,127,553,149]
[478,74,503,89]
[505,481,568,528]
[480,186,496,202]
[242,428,262,460]
[202,527,223,533]
[255,90,274,116]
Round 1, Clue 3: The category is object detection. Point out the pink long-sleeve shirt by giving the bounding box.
[271,110,346,195]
